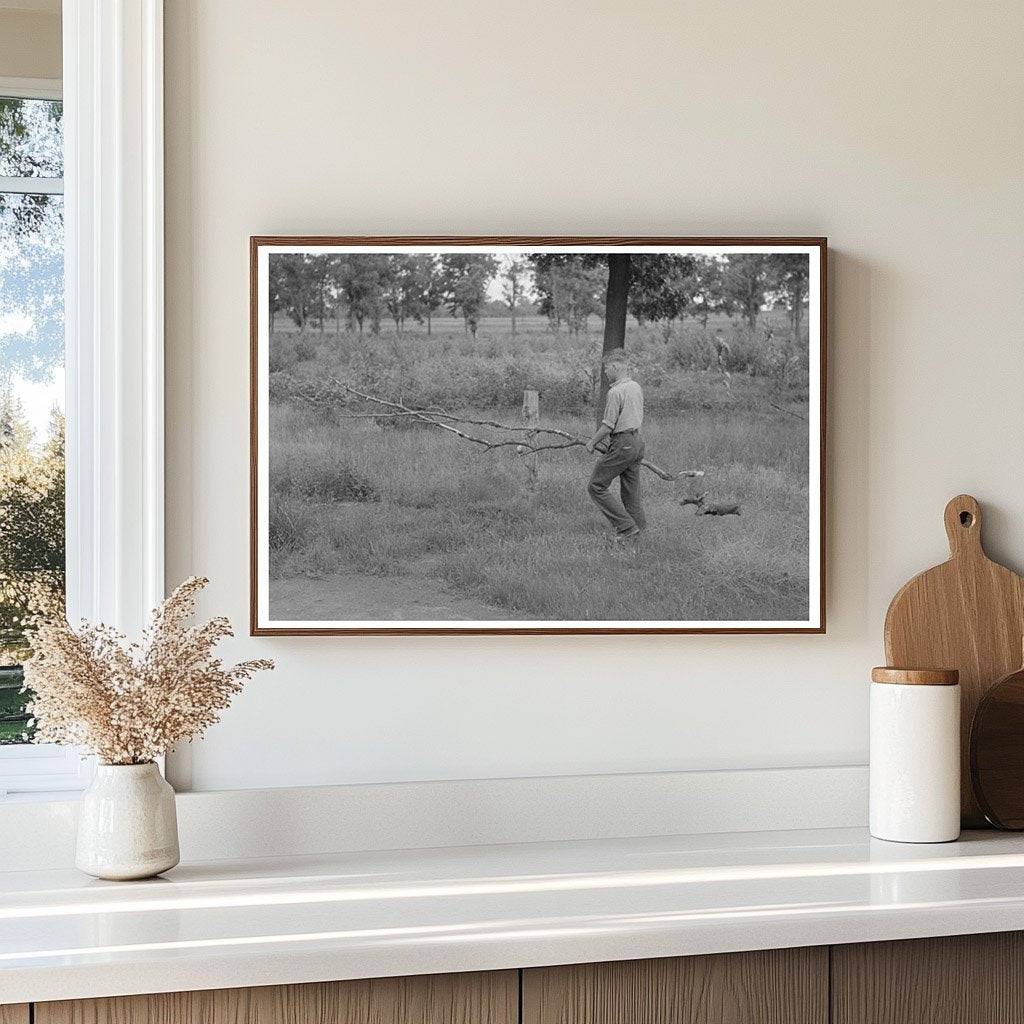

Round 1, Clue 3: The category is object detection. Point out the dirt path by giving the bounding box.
[270,569,519,622]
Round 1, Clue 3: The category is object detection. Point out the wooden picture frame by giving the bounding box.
[251,236,827,635]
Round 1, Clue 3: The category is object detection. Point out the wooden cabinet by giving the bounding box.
[24,932,1024,1024]
[832,932,1024,1024]
[34,971,517,1024]
[522,948,828,1024]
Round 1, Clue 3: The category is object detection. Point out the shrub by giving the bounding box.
[293,336,316,362]
[268,495,316,552]
[267,337,291,374]
[271,454,378,503]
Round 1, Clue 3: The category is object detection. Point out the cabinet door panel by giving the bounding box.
[36,970,517,1024]
[0,1006,29,1024]
[832,932,1024,1024]
[523,948,828,1024]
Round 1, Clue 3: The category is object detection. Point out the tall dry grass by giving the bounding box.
[268,313,811,621]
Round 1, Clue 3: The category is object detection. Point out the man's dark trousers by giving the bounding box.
[588,429,646,535]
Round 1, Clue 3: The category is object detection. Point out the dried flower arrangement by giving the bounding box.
[23,576,273,765]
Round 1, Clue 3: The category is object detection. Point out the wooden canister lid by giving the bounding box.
[871,667,960,686]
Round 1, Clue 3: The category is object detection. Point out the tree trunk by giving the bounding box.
[598,253,631,422]
[509,269,520,336]
[522,388,539,490]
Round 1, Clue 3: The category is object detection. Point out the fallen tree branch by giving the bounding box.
[328,380,580,441]
[274,373,700,482]
[767,400,808,422]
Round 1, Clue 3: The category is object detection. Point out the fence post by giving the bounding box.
[522,389,539,490]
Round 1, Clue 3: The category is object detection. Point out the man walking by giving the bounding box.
[586,349,645,543]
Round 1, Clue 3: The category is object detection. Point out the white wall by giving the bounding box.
[164,0,1024,792]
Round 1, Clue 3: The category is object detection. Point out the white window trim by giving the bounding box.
[0,76,62,101]
[0,176,63,195]
[0,744,92,799]
[0,2,165,798]
[64,0,164,635]
[0,80,64,201]
[0,77,64,196]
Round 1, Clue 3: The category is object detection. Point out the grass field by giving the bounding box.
[267,313,811,622]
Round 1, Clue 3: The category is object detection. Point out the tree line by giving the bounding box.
[270,252,810,342]
[271,254,495,339]
[0,396,64,661]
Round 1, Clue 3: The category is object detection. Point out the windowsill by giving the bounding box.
[0,743,94,800]
[4,826,1024,1004]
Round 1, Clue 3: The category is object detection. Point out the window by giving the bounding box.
[0,80,82,796]
[0,4,166,798]
[0,89,66,734]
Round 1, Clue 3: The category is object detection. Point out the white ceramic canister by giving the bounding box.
[869,667,961,843]
[76,762,180,880]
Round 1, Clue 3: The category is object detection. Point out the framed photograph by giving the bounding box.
[250,236,826,635]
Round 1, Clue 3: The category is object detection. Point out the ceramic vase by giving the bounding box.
[76,762,180,880]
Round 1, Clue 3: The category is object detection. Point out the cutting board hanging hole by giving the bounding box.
[944,494,983,557]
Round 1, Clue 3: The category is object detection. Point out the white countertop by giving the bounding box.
[4,826,1024,1004]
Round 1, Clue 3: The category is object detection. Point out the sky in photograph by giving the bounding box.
[485,254,536,304]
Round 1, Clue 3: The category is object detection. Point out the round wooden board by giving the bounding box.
[971,664,1024,829]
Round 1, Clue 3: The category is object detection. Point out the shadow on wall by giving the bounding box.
[827,250,874,636]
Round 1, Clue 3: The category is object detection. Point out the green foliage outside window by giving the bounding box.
[0,95,65,744]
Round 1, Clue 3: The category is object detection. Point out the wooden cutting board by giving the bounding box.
[970,651,1024,829]
[884,494,1024,826]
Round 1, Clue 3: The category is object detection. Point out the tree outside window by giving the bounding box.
[0,94,65,745]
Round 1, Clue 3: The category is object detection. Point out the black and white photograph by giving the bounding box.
[251,238,825,634]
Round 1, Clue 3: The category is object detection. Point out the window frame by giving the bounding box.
[0,0,165,799]
[0,77,61,102]
[0,76,63,195]
[0,75,77,794]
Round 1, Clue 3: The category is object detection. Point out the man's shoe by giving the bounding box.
[613,526,641,545]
